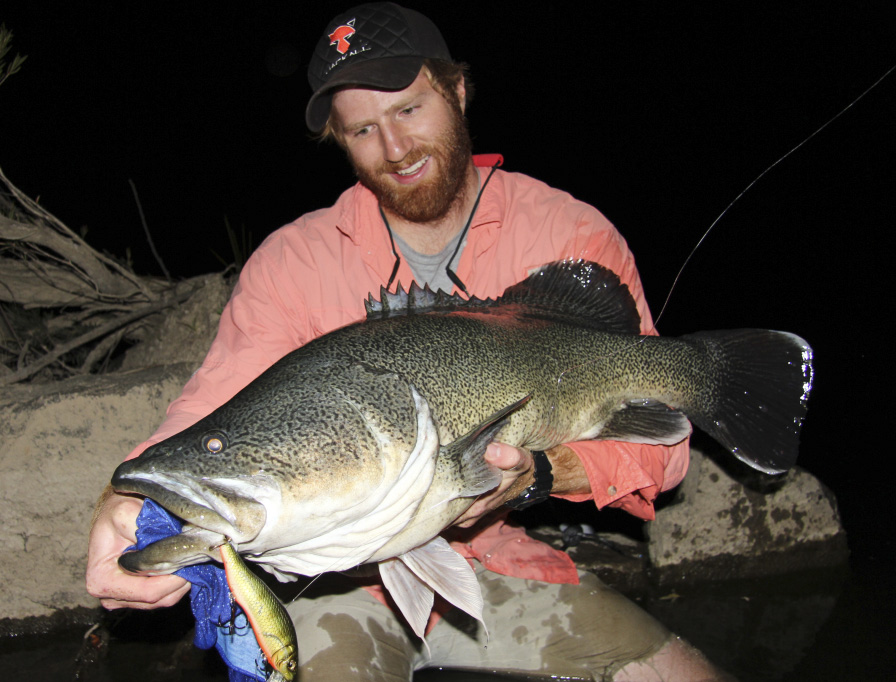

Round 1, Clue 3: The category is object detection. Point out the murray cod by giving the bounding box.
[112,259,813,638]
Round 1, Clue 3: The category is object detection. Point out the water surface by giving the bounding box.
[4,557,890,681]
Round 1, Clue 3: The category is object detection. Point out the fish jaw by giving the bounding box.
[119,523,227,575]
[112,460,275,544]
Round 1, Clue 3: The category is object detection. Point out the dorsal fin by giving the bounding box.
[365,281,492,319]
[498,259,642,334]
[365,260,642,334]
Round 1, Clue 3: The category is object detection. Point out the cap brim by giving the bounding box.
[305,56,424,132]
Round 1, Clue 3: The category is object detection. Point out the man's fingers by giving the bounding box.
[485,443,530,472]
[90,570,190,608]
[100,581,191,610]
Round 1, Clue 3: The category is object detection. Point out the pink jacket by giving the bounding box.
[127,156,689,585]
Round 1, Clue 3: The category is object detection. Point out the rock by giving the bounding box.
[647,439,848,583]
[120,273,234,370]
[0,364,194,621]
[0,272,233,624]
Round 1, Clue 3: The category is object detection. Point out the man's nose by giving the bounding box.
[380,123,412,163]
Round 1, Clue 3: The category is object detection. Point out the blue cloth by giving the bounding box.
[132,499,269,681]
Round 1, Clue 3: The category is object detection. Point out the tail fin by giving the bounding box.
[683,329,814,474]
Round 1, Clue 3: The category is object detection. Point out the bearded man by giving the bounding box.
[87,4,734,681]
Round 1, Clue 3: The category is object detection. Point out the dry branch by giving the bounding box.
[0,164,196,383]
[1,166,156,306]
[0,29,197,383]
[0,284,199,386]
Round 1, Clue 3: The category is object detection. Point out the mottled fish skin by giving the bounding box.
[113,259,813,582]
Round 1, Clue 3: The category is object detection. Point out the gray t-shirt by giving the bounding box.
[392,228,466,294]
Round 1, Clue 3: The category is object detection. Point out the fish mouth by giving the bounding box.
[118,523,228,575]
[112,461,269,544]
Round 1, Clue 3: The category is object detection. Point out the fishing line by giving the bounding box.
[547,62,896,404]
[290,571,324,604]
[649,61,896,332]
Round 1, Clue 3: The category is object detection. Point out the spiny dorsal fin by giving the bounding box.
[365,281,491,319]
[364,260,641,334]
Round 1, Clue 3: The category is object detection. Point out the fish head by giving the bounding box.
[113,360,436,574]
[112,418,280,544]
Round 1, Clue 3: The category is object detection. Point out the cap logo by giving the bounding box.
[328,19,356,55]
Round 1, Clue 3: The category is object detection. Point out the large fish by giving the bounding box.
[112,259,813,637]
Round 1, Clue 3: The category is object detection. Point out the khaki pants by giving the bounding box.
[286,565,670,681]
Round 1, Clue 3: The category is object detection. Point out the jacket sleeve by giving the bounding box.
[124,237,313,460]
[546,203,691,521]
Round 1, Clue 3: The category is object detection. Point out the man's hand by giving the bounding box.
[86,486,190,610]
[452,443,536,528]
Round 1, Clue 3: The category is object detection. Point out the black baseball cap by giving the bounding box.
[306,2,451,132]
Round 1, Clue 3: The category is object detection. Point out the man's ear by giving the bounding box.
[455,79,467,113]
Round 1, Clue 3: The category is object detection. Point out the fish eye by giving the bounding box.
[201,432,228,453]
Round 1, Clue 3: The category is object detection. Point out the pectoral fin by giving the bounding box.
[442,395,531,498]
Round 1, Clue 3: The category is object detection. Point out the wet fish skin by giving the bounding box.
[111,259,813,636]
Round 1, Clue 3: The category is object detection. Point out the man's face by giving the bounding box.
[332,71,473,224]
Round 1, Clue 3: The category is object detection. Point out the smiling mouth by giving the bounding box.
[395,155,430,176]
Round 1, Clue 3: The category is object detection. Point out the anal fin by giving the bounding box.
[599,399,692,445]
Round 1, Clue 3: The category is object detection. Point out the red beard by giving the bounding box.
[351,106,473,224]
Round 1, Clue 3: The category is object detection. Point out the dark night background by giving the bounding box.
[2,1,895,677]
